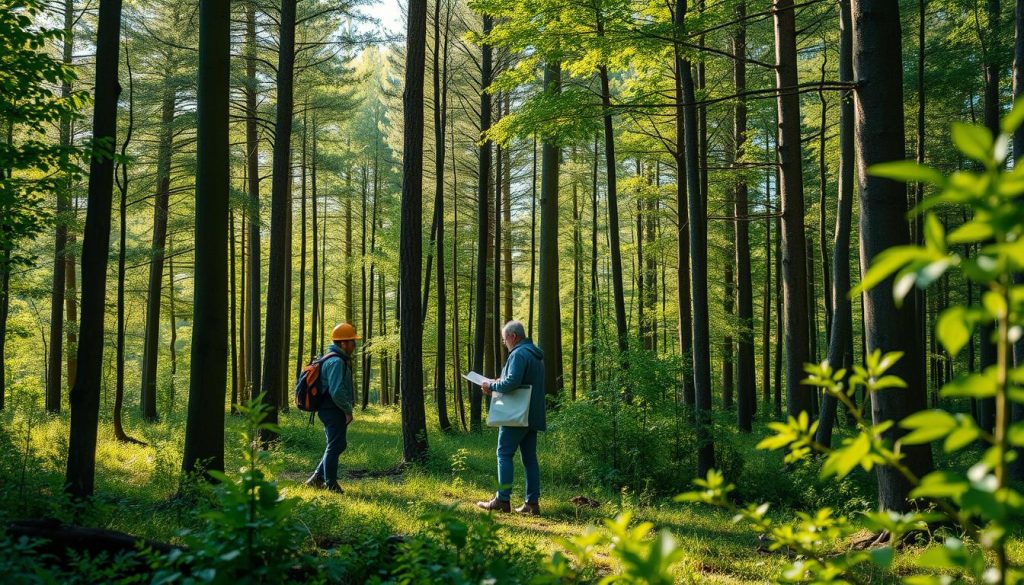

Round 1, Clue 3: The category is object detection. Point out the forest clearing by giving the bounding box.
[3,0,1024,582]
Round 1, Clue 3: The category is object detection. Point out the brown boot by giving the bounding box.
[476,497,511,512]
[305,474,325,489]
[515,502,540,516]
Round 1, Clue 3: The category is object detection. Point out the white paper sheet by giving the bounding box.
[462,371,488,386]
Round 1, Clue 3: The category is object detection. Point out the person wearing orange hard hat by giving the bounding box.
[306,323,361,493]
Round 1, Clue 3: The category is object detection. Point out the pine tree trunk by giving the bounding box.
[401,0,429,457]
[140,83,176,422]
[734,2,756,431]
[815,0,855,448]
[539,64,564,398]
[774,0,813,416]
[433,0,451,432]
[65,0,122,497]
[182,0,230,475]
[260,0,297,445]
[246,0,262,403]
[471,13,493,431]
[46,0,76,413]
[672,25,695,407]
[297,109,308,378]
[598,60,628,367]
[529,136,537,338]
[852,0,934,510]
[114,66,137,444]
[677,0,714,475]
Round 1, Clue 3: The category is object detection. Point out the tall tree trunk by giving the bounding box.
[311,116,320,357]
[433,0,451,432]
[734,1,756,432]
[230,206,239,413]
[816,0,856,448]
[401,0,429,457]
[597,51,628,369]
[677,0,715,475]
[591,134,599,391]
[114,53,139,444]
[723,226,734,410]
[494,117,503,369]
[281,168,293,411]
[46,0,76,413]
[502,92,513,334]
[471,13,493,431]
[852,0,934,510]
[246,0,262,403]
[260,0,297,444]
[672,14,695,407]
[183,0,229,475]
[451,118,467,429]
[818,53,834,338]
[539,63,564,398]
[297,108,307,377]
[140,83,176,422]
[529,136,537,338]
[978,0,1001,432]
[762,183,772,406]
[66,0,122,497]
[168,237,178,404]
[572,157,581,400]
[774,0,813,417]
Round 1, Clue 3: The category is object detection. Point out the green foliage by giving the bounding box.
[0,0,88,264]
[681,102,1024,583]
[549,347,743,496]
[152,395,309,585]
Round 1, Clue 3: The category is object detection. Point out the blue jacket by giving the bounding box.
[491,339,546,431]
[321,343,354,414]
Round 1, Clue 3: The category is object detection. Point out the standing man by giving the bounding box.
[477,320,546,515]
[306,323,360,493]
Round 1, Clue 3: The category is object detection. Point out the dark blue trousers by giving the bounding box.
[313,405,348,488]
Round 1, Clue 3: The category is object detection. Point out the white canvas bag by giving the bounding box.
[486,385,532,427]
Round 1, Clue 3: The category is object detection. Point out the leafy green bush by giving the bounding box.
[549,347,743,496]
[681,101,1024,583]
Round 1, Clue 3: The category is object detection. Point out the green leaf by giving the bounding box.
[868,161,945,186]
[952,122,994,164]
[852,247,922,296]
[937,306,973,357]
[944,423,980,452]
[899,410,956,444]
[1008,422,1024,447]
[1002,96,1024,135]
[948,220,995,244]
[913,471,966,499]
[868,546,894,568]
[822,433,871,479]
[923,214,946,252]
[941,371,997,399]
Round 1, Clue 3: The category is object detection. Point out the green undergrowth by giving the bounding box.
[0,392,1007,583]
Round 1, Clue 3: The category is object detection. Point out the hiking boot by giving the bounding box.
[515,502,540,516]
[305,474,325,489]
[326,482,345,494]
[476,497,511,512]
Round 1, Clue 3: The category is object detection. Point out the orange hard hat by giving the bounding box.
[331,322,361,341]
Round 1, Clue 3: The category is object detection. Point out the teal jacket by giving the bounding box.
[491,339,546,431]
[322,343,355,414]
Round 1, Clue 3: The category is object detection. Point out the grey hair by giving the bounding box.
[502,320,526,340]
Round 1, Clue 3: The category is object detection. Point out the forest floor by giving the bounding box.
[1,395,1019,583]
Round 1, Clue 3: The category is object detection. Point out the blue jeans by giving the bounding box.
[496,426,540,503]
[314,406,348,487]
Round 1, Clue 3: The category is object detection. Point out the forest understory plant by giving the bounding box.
[681,103,1024,584]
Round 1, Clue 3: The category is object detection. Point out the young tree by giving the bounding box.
[182,0,230,476]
